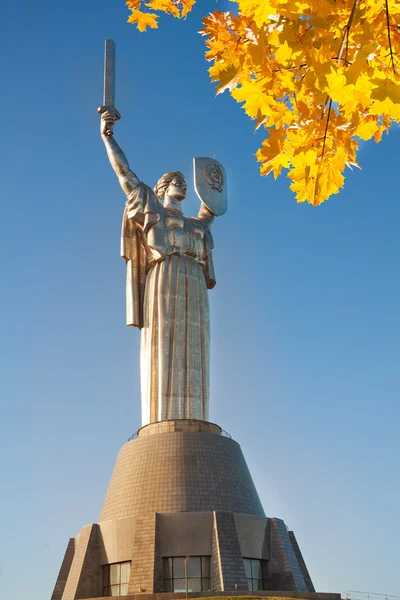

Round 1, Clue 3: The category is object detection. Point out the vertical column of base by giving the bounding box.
[288,530,315,592]
[61,524,101,600]
[212,511,248,591]
[211,513,223,591]
[128,513,162,594]
[269,518,308,592]
[51,539,75,600]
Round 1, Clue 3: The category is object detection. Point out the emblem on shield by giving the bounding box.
[204,163,224,193]
[193,157,228,216]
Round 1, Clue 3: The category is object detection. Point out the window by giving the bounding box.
[243,558,268,591]
[102,561,131,597]
[163,556,211,592]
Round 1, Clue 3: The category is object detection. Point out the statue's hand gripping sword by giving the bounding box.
[98,39,120,136]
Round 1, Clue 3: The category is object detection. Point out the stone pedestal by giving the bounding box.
[51,421,320,600]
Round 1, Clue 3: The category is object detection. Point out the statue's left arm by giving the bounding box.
[197,203,216,289]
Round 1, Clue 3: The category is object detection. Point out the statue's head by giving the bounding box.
[154,171,187,202]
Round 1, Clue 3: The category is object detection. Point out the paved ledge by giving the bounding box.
[92,592,341,600]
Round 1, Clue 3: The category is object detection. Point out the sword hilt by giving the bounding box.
[98,105,121,137]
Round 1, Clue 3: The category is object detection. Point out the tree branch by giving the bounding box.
[334,0,361,64]
[385,0,396,74]
[321,0,360,117]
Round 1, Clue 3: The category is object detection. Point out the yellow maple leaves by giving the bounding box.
[125,0,400,205]
[127,9,159,32]
[126,1,195,31]
[201,0,400,205]
[235,0,278,27]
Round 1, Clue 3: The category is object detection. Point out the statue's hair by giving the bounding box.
[154,171,185,200]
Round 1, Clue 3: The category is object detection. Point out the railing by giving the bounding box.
[347,591,400,600]
[221,428,232,438]
[128,420,231,441]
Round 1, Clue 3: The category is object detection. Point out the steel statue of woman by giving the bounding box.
[99,108,227,427]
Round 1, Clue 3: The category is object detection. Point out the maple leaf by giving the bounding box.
[256,127,291,178]
[315,164,345,203]
[325,68,355,105]
[370,78,400,104]
[128,8,159,31]
[354,118,380,140]
[181,0,196,17]
[275,41,294,67]
[231,79,271,119]
[236,0,278,26]
[126,0,141,9]
[146,1,180,16]
[210,63,240,94]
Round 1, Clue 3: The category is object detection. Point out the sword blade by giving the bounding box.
[103,39,115,107]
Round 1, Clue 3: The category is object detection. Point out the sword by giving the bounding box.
[98,39,120,136]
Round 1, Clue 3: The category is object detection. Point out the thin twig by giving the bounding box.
[321,0,360,116]
[273,63,307,73]
[385,0,396,74]
[282,70,308,106]
[320,99,333,161]
[335,0,360,64]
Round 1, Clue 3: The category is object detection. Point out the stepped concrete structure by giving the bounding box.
[50,39,340,600]
[51,421,337,600]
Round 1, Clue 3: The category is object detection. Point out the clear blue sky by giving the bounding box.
[1,2,399,599]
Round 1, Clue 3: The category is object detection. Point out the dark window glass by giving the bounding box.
[102,561,131,597]
[251,559,262,579]
[163,557,172,579]
[120,562,130,584]
[110,563,120,585]
[243,558,252,579]
[262,559,269,587]
[188,556,201,578]
[173,578,186,592]
[189,578,202,592]
[173,557,185,579]
[201,556,211,578]
[242,558,268,591]
[202,577,211,591]
[163,556,211,593]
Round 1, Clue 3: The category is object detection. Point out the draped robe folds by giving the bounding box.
[121,182,216,426]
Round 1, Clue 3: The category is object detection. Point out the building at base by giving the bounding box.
[51,420,328,600]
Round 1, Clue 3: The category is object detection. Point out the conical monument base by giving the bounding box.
[51,420,336,600]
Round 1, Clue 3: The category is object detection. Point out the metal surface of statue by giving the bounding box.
[98,40,227,427]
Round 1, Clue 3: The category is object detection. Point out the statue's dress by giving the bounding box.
[121,182,216,426]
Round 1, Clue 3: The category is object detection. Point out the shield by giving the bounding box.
[193,157,228,216]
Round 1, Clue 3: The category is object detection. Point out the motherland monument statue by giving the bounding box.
[98,39,227,428]
[50,39,333,600]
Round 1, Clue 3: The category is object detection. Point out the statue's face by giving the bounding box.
[166,175,187,202]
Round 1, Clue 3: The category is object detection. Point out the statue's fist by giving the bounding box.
[98,106,121,137]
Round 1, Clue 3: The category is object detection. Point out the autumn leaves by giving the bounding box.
[203,1,399,204]
[126,1,195,31]
[126,0,400,205]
